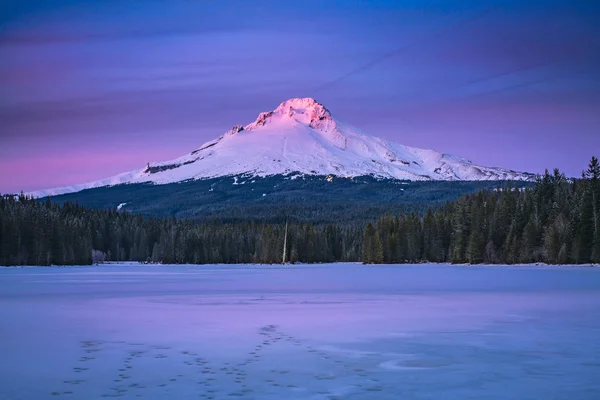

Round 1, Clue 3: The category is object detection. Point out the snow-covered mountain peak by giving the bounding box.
[245,97,334,131]
[274,97,330,116]
[26,98,536,198]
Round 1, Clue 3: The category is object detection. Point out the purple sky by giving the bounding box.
[1,0,599,193]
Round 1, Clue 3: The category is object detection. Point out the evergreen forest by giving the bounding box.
[1,157,598,266]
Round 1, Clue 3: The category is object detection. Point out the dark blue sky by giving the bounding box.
[1,0,599,192]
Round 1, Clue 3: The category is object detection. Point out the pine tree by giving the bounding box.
[466,229,485,264]
[466,195,485,264]
[577,158,600,263]
[362,223,383,264]
[543,225,561,264]
[585,157,600,263]
[484,240,499,263]
[450,197,469,263]
[422,209,436,261]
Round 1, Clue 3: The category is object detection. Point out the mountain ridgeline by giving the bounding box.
[27,97,534,199]
[1,158,598,266]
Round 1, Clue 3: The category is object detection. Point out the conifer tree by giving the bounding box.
[585,157,600,262]
[362,223,383,264]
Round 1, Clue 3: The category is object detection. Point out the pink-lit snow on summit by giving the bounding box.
[28,98,535,197]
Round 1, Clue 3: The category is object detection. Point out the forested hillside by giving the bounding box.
[46,176,515,223]
[364,157,600,264]
[1,158,598,266]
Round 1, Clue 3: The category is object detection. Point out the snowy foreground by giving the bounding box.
[1,264,599,400]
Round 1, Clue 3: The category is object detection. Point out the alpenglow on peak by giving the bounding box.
[274,97,328,112]
[246,97,332,130]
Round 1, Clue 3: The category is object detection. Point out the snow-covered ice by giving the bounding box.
[1,263,599,399]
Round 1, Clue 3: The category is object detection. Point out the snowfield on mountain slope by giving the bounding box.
[28,98,535,197]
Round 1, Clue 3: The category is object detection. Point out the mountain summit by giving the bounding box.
[248,97,334,129]
[29,97,535,197]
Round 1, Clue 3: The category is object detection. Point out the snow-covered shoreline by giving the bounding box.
[1,262,597,269]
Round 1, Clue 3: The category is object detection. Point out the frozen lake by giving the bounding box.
[1,263,599,400]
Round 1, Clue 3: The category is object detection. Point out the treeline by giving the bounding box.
[0,197,363,265]
[1,157,598,266]
[363,157,600,264]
